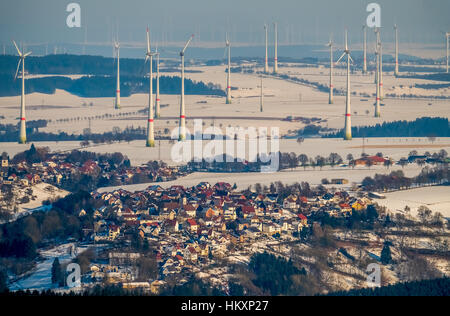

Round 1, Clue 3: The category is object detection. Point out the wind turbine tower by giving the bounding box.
[114,40,121,109]
[264,24,269,73]
[379,31,384,99]
[155,47,161,118]
[327,35,334,104]
[336,30,353,141]
[446,33,450,73]
[273,22,278,74]
[394,25,399,77]
[226,34,232,104]
[13,41,31,144]
[260,74,264,112]
[375,40,381,118]
[363,25,367,74]
[145,27,156,147]
[179,34,194,141]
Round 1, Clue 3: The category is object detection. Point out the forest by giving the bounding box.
[325,277,450,296]
[325,117,450,138]
[0,73,225,98]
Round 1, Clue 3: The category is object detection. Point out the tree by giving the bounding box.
[347,153,354,165]
[380,242,392,265]
[438,149,448,159]
[399,158,408,169]
[0,269,7,293]
[417,206,432,223]
[384,159,393,169]
[298,154,309,170]
[408,150,418,157]
[328,153,342,168]
[315,156,326,170]
[51,258,64,286]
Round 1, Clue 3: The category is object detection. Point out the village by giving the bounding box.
[1,145,449,295]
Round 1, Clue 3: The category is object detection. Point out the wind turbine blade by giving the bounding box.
[146,27,151,54]
[336,52,346,64]
[14,59,22,81]
[12,40,22,56]
[349,55,354,64]
[24,52,32,57]
[182,35,194,54]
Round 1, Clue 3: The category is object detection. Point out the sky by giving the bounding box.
[0,0,449,55]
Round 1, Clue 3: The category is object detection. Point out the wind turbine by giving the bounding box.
[336,30,353,141]
[13,41,31,144]
[394,25,399,77]
[145,27,157,147]
[363,25,367,74]
[226,34,232,104]
[155,46,161,118]
[113,40,121,109]
[179,34,194,141]
[273,22,278,74]
[374,40,381,118]
[374,28,384,96]
[260,74,264,112]
[446,32,450,73]
[326,35,334,104]
[264,24,269,73]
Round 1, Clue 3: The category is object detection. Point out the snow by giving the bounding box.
[97,163,427,192]
[9,243,85,291]
[377,186,450,217]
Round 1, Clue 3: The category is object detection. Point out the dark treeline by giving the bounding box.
[397,72,450,82]
[0,124,149,143]
[362,166,449,192]
[2,277,449,296]
[0,54,195,77]
[0,190,99,260]
[325,117,450,138]
[325,277,450,296]
[0,74,225,98]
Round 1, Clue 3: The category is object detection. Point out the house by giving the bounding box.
[283,196,298,209]
[185,246,198,262]
[186,219,198,233]
[108,225,120,240]
[183,204,197,218]
[352,200,367,211]
[228,232,246,244]
[224,208,237,220]
[353,156,387,166]
[165,219,179,233]
[331,179,349,185]
[339,203,353,216]
[1,154,8,168]
[298,214,308,228]
[262,222,281,236]
[150,280,166,294]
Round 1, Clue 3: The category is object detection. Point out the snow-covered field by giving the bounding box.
[377,186,450,218]
[18,182,69,212]
[0,63,449,137]
[9,243,83,291]
[97,164,425,193]
[2,137,449,167]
